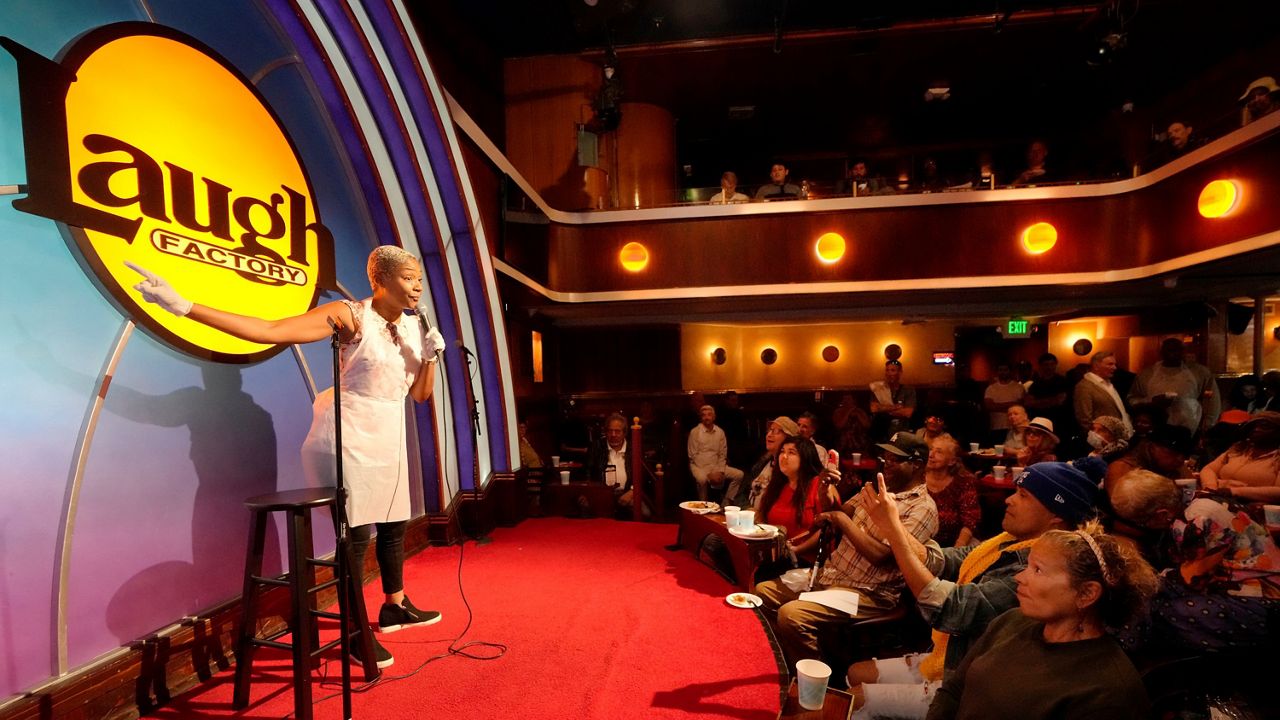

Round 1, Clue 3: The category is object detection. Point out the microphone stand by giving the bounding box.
[458,342,489,544]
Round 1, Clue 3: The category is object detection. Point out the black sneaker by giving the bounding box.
[348,633,394,669]
[378,596,441,633]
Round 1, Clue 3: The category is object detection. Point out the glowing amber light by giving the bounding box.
[815,232,846,264]
[1020,222,1058,255]
[619,242,649,272]
[1198,180,1240,218]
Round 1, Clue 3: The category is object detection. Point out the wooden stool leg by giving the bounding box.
[287,508,314,720]
[232,510,268,709]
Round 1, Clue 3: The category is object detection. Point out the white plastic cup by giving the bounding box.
[851,452,862,464]
[739,509,756,529]
[724,506,741,527]
[969,442,980,453]
[550,455,560,467]
[1011,466,1025,478]
[992,466,1007,480]
[1175,478,1197,505]
[994,444,1005,456]
[1261,504,1280,526]
[796,659,832,710]
[560,470,570,485]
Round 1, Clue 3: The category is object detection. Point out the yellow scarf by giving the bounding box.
[918,533,1036,681]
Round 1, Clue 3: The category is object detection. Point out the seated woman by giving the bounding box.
[756,437,839,563]
[1002,405,1030,452]
[1015,417,1059,466]
[1200,411,1280,503]
[915,412,948,448]
[1087,415,1132,462]
[924,435,980,547]
[724,415,797,509]
[926,522,1158,720]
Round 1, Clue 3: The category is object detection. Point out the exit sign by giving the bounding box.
[1005,318,1031,338]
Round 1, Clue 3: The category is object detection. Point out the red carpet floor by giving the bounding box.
[150,517,783,719]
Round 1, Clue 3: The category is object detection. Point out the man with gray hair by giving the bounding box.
[688,404,743,501]
[1074,350,1132,434]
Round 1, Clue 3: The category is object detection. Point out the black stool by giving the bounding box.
[232,488,379,719]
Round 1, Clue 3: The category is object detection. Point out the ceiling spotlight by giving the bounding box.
[924,86,951,102]
[1088,32,1127,67]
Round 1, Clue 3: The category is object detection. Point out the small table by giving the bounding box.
[778,678,854,719]
[675,510,777,591]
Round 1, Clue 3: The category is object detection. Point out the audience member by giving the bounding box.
[832,392,872,457]
[841,159,891,196]
[923,435,980,547]
[1128,338,1220,435]
[916,157,946,192]
[755,162,802,200]
[848,462,1101,718]
[755,462,938,666]
[731,416,799,510]
[687,404,743,501]
[1202,408,1252,463]
[1015,417,1059,466]
[707,171,749,204]
[1240,76,1279,126]
[1010,140,1053,186]
[1128,401,1166,441]
[1261,370,1280,411]
[878,431,932,470]
[1102,469,1182,567]
[1074,350,1132,434]
[1159,120,1205,163]
[797,411,839,477]
[1087,415,1132,462]
[871,359,917,442]
[586,412,637,508]
[1003,404,1030,451]
[961,151,997,190]
[1226,374,1265,414]
[925,522,1158,720]
[1025,353,1072,437]
[1199,411,1280,502]
[518,420,543,469]
[983,362,1026,445]
[758,437,837,555]
[1105,424,1194,490]
[915,411,948,447]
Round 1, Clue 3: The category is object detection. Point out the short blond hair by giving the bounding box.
[366,245,418,290]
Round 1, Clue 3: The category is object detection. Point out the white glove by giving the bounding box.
[124,261,192,317]
[423,326,445,358]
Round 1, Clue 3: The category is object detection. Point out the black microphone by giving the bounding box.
[455,339,476,358]
[413,306,442,358]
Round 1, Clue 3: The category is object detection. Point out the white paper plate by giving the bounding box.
[678,501,720,514]
[726,592,763,609]
[728,523,778,540]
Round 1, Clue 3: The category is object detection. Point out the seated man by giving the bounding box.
[755,461,938,667]
[586,412,637,509]
[754,162,802,200]
[687,404,744,501]
[846,462,1100,719]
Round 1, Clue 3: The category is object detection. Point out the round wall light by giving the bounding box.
[1020,222,1058,254]
[760,348,778,365]
[822,345,840,363]
[711,347,727,365]
[1198,179,1240,218]
[884,343,903,361]
[1072,338,1094,356]
[815,232,846,264]
[619,241,649,272]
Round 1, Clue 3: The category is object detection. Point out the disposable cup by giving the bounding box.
[560,470,570,485]
[852,452,862,464]
[994,444,1005,456]
[551,455,560,467]
[724,506,741,528]
[796,659,832,710]
[739,510,756,529]
[969,442,980,453]
[1175,478,1197,505]
[992,466,1007,480]
[1011,466,1025,478]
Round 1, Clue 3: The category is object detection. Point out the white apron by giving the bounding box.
[301,299,425,526]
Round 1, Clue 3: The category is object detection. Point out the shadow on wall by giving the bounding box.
[102,364,282,641]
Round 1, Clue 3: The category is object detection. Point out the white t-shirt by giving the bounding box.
[984,380,1026,430]
[606,441,628,490]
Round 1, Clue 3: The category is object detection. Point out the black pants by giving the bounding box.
[349,520,407,595]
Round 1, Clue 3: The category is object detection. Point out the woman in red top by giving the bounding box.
[925,435,981,547]
[757,438,834,549]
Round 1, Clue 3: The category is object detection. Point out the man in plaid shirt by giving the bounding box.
[756,433,938,665]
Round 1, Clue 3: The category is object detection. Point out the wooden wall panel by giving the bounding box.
[504,56,600,210]
[615,102,676,208]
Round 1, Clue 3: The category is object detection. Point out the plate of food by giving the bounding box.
[726,592,763,609]
[678,501,720,514]
[729,523,778,540]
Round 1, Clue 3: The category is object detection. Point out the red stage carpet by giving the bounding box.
[150,517,783,719]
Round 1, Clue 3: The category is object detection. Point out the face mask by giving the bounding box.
[1087,431,1106,449]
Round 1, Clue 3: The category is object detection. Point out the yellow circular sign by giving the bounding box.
[53,26,331,362]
